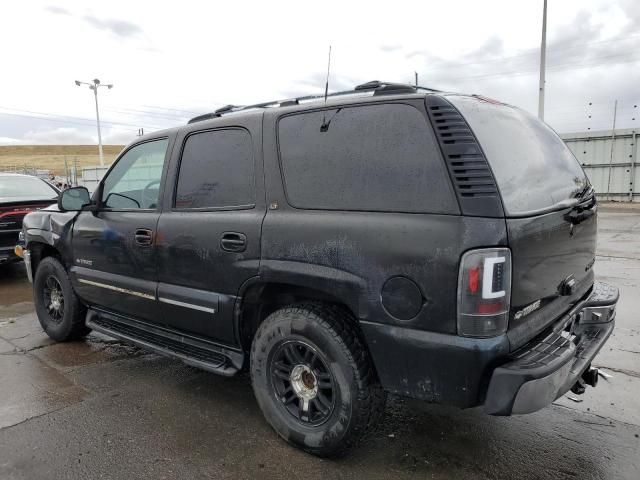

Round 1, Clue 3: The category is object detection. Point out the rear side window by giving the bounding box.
[448,95,588,216]
[175,129,255,209]
[278,103,457,213]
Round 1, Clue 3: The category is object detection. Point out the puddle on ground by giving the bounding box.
[32,334,140,369]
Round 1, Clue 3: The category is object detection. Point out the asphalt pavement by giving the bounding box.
[0,206,639,479]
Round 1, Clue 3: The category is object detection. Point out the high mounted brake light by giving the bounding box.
[457,248,512,337]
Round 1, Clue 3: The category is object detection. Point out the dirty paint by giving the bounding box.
[0,207,638,479]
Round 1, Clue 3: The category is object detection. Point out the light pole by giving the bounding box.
[538,0,548,121]
[75,78,113,166]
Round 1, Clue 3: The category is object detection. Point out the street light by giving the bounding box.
[538,0,547,121]
[75,78,113,166]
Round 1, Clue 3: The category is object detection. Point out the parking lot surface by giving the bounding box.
[1,206,639,480]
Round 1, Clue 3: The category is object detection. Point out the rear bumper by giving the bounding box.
[362,282,618,412]
[484,282,618,415]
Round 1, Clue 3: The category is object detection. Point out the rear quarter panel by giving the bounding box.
[261,106,508,334]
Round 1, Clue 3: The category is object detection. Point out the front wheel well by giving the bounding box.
[28,242,61,275]
[237,283,361,352]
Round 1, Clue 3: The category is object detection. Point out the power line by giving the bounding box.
[440,54,640,83]
[103,107,189,122]
[0,107,159,131]
[140,104,206,115]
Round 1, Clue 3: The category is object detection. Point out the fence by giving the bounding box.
[561,128,638,202]
[78,166,110,193]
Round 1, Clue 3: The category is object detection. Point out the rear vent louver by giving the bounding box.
[426,95,503,217]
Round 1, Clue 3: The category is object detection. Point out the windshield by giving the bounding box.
[0,175,59,201]
[448,95,588,216]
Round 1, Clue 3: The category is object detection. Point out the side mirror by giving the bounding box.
[58,187,91,212]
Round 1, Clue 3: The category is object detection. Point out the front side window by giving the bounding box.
[102,139,169,209]
[278,103,457,213]
[175,129,255,209]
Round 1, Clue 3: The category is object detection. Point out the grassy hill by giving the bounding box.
[0,145,124,174]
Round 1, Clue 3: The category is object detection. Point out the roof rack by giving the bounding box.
[187,80,440,124]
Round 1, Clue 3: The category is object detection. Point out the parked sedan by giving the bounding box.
[0,173,59,265]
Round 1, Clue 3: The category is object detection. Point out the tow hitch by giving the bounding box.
[570,366,599,395]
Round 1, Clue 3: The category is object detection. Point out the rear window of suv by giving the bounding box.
[448,95,588,216]
[278,103,458,214]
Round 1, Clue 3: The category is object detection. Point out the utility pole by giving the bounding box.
[538,0,548,120]
[606,100,618,201]
[415,72,418,87]
[75,78,113,166]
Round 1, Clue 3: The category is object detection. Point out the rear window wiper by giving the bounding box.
[573,183,593,200]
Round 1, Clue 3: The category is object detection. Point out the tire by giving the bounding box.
[33,256,90,341]
[250,302,385,457]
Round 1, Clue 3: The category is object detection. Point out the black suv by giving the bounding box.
[20,81,618,456]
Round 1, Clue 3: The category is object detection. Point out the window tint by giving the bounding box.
[102,139,168,209]
[175,129,255,209]
[278,103,457,213]
[448,95,588,215]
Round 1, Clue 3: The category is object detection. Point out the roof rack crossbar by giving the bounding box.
[187,80,441,123]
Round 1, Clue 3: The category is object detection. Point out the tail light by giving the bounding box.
[457,248,511,337]
[0,204,49,219]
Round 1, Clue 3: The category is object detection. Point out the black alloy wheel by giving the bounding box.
[42,275,65,323]
[269,340,335,426]
[251,302,386,457]
[33,256,90,341]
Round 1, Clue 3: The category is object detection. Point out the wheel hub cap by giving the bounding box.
[290,364,318,408]
[270,341,335,426]
[50,290,62,310]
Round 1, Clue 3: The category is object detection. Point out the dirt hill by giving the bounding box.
[0,145,124,174]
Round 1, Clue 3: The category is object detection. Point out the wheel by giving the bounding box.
[250,302,385,457]
[33,256,90,341]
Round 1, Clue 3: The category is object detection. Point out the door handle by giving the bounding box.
[220,232,247,252]
[134,228,154,246]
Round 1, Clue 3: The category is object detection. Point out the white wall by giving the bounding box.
[562,128,638,202]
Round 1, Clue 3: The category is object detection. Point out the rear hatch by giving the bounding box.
[448,95,597,349]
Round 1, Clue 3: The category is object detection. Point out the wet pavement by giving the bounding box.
[0,207,639,479]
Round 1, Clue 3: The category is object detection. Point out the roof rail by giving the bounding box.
[187,80,440,124]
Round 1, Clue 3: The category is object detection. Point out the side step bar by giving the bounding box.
[86,309,242,376]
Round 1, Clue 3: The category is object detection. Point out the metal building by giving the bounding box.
[562,128,638,202]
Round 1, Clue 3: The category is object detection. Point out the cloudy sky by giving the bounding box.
[0,0,638,145]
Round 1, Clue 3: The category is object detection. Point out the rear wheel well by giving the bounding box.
[238,283,361,352]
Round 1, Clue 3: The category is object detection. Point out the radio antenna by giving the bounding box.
[324,45,332,104]
[320,45,333,132]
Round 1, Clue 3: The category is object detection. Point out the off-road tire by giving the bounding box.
[33,256,90,341]
[250,302,385,457]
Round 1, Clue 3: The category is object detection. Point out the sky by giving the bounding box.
[0,0,638,146]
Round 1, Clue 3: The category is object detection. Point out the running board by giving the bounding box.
[86,309,242,376]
